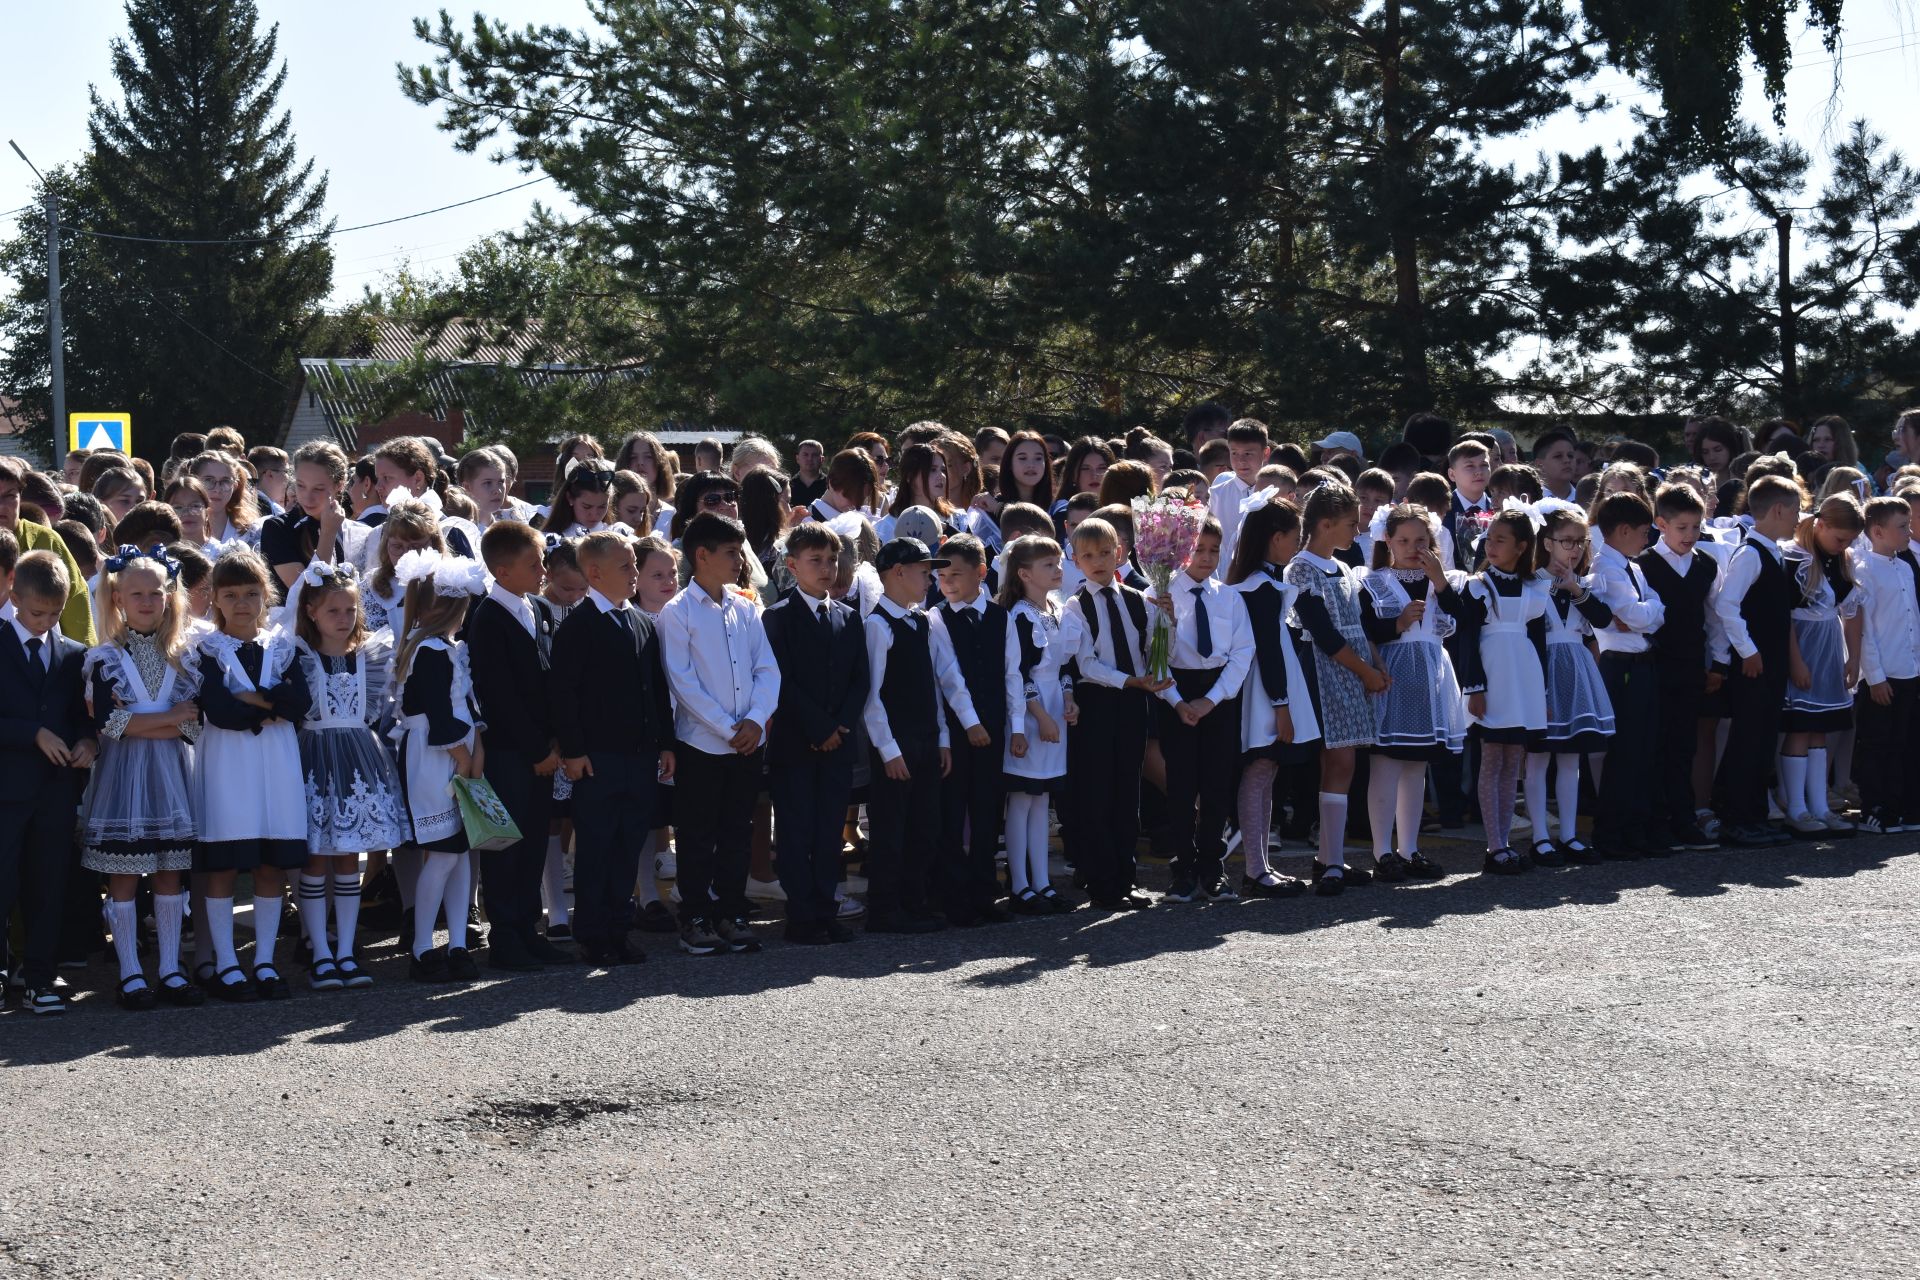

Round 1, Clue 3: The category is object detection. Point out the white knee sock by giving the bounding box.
[1779,754,1809,819]
[444,855,473,951]
[414,854,455,958]
[1366,756,1397,860]
[299,874,333,962]
[155,892,186,980]
[1556,755,1582,843]
[394,847,422,910]
[105,898,143,983]
[543,835,570,926]
[1317,792,1348,867]
[191,884,213,973]
[634,832,661,906]
[1025,795,1052,891]
[1005,794,1034,894]
[253,891,283,972]
[1523,753,1551,848]
[205,896,240,972]
[1395,764,1426,858]
[1806,747,1831,818]
[332,873,362,959]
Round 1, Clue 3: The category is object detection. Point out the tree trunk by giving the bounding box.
[1380,0,1431,416]
[1776,213,1801,419]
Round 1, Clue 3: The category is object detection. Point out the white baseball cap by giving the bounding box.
[1313,430,1364,455]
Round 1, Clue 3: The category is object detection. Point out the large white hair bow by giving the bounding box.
[386,486,443,516]
[1368,503,1442,545]
[394,547,487,597]
[1501,494,1546,532]
[1239,486,1280,516]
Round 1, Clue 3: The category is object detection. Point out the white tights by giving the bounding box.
[1004,792,1052,895]
[412,851,472,958]
[1366,755,1427,860]
[1523,752,1583,845]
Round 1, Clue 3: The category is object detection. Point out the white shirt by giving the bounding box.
[4,606,53,670]
[1208,472,1255,566]
[1058,547,1085,600]
[1710,532,1784,663]
[585,587,625,617]
[861,594,979,762]
[1061,579,1157,690]
[486,583,537,638]
[656,582,781,757]
[1854,549,1920,684]
[1163,573,1252,707]
[1589,541,1664,654]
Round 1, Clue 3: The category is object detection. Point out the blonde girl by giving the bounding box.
[1524,504,1616,864]
[1780,495,1866,835]
[81,546,204,1009]
[363,494,446,633]
[997,535,1077,913]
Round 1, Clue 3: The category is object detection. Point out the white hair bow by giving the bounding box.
[394,547,487,598]
[299,559,358,590]
[1239,486,1279,516]
[385,486,443,516]
[1368,503,1442,545]
[1528,496,1584,524]
[1502,494,1546,533]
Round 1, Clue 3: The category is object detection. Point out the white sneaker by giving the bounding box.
[655,850,677,880]
[1785,813,1828,837]
[835,891,866,919]
[1820,813,1855,833]
[745,877,787,902]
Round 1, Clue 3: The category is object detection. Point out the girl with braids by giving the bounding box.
[997,534,1077,913]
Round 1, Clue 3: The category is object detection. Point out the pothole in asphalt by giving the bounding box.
[461,1089,705,1142]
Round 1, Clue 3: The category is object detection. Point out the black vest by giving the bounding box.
[1636,547,1716,673]
[879,610,938,741]
[937,601,1008,737]
[1741,544,1794,666]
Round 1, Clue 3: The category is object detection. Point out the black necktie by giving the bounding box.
[816,602,829,627]
[24,635,44,681]
[1190,586,1212,658]
[1102,587,1136,676]
[611,607,634,638]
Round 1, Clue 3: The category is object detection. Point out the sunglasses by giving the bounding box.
[700,489,740,507]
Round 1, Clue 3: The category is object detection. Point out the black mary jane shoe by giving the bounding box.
[1482,848,1527,876]
[1373,853,1412,883]
[1311,864,1346,897]
[211,965,259,1003]
[335,956,374,989]
[252,965,292,1000]
[158,972,207,1007]
[444,947,481,981]
[116,975,157,1012]
[310,958,346,991]
[1530,839,1566,868]
[1557,838,1603,865]
[1040,887,1076,914]
[1404,852,1447,881]
[410,947,449,983]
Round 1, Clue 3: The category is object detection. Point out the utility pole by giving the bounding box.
[9,141,65,467]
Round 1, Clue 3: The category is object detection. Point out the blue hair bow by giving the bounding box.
[103,544,180,580]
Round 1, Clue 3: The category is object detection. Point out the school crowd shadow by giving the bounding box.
[1,830,1906,1070]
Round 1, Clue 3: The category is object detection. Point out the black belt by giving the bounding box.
[1601,649,1657,663]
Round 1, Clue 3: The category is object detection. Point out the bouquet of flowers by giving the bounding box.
[1130,494,1209,680]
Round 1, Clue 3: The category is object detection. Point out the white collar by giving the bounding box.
[586,587,626,615]
[685,580,735,610]
[1745,531,1782,559]
[1211,471,1253,493]
[944,588,989,615]
[360,504,388,520]
[1294,548,1339,571]
[1455,490,1489,512]
[1652,539,1694,569]
[486,583,537,635]
[10,615,49,658]
[796,587,829,614]
[1179,572,1216,596]
[875,594,922,620]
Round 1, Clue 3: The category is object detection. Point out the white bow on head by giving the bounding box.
[385,486,443,516]
[1501,494,1546,533]
[394,547,488,598]
[1239,486,1280,516]
[1368,504,1442,545]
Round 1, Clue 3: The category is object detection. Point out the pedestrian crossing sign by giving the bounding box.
[68,413,131,454]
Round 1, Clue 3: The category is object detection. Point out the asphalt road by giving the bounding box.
[3,834,1917,1279]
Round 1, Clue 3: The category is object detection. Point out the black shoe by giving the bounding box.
[1201,877,1240,901]
[116,975,156,1011]
[444,947,480,980]
[545,922,574,943]
[1725,823,1778,848]
[208,965,258,1002]
[1559,838,1603,865]
[1039,887,1074,914]
[1405,852,1447,880]
[252,965,292,1000]
[158,972,207,1007]
[335,956,373,989]
[716,916,762,953]
[825,920,857,944]
[1242,871,1306,899]
[636,901,677,934]
[784,922,831,945]
[1163,875,1200,903]
[1671,824,1720,851]
[1373,853,1412,883]
[22,986,67,1015]
[1117,890,1153,910]
[409,947,449,983]
[1600,839,1642,860]
[1641,832,1678,857]
[524,933,574,965]
[973,902,1012,924]
[1529,840,1566,868]
[1010,888,1046,915]
[1311,864,1346,896]
[1482,848,1527,875]
[609,941,645,965]
[487,940,541,972]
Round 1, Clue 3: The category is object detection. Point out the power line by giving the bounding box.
[126,281,290,391]
[71,174,553,247]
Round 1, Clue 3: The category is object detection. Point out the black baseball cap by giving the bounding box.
[875,537,949,571]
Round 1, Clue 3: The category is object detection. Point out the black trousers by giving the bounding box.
[1067,684,1149,899]
[1651,664,1705,836]
[0,789,76,987]
[480,749,555,946]
[940,723,1005,915]
[1717,661,1789,826]
[569,750,657,948]
[866,732,942,921]
[1854,677,1920,818]
[1595,651,1661,844]
[771,748,854,929]
[672,744,762,924]
[1156,669,1240,883]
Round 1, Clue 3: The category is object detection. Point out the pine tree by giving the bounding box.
[1,0,333,454]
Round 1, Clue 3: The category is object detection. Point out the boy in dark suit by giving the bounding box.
[930,534,1010,925]
[551,531,676,967]
[0,549,95,1014]
[762,522,868,944]
[1638,483,1722,850]
[1063,517,1174,909]
[469,520,565,971]
[1710,475,1801,847]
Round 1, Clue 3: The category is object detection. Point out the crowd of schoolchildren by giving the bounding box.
[1,404,1916,1016]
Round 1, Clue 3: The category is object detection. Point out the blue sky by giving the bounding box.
[3,2,1916,314]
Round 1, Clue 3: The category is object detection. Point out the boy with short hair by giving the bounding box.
[1208,418,1273,566]
[657,512,781,956]
[930,534,1008,925]
[862,538,984,932]
[1589,492,1668,856]
[1062,518,1174,909]
[761,522,868,943]
[0,550,94,1013]
[1443,440,1494,573]
[1090,503,1149,591]
[1710,475,1802,846]
[1197,439,1231,484]
[1154,518,1252,901]
[1850,497,1920,833]
[1638,483,1722,850]
[551,531,676,965]
[469,520,564,970]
